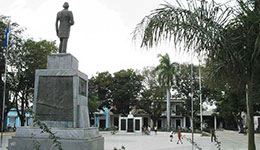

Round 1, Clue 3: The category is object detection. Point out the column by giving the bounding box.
[190,118,193,129]
[6,117,9,126]
[16,117,20,127]
[119,116,121,131]
[150,118,154,127]
[94,114,99,127]
[214,115,217,130]
[104,107,109,128]
[183,117,186,128]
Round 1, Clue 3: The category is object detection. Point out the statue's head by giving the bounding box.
[63,2,69,9]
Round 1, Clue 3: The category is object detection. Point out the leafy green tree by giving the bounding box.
[0,16,26,128]
[0,16,8,74]
[175,63,219,128]
[88,77,100,118]
[0,15,58,127]
[174,64,200,122]
[93,72,113,109]
[138,67,166,127]
[218,89,246,131]
[88,72,113,118]
[204,57,248,131]
[110,69,143,115]
[0,16,13,130]
[8,39,57,126]
[154,54,177,130]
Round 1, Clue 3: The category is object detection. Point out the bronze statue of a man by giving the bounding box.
[56,2,74,53]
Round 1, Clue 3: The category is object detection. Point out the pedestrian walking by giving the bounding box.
[148,125,151,135]
[170,131,174,142]
[211,128,216,142]
[154,126,158,135]
[7,124,11,131]
[144,126,147,135]
[177,128,183,144]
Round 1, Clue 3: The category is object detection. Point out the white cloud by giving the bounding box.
[1,0,207,77]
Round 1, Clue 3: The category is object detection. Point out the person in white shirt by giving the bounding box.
[170,131,174,142]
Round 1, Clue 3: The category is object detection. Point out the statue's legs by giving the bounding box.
[59,39,62,53]
[59,38,68,53]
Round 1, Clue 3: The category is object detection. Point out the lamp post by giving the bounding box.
[199,58,203,133]
[190,53,194,150]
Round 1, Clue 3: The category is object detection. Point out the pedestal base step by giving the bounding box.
[8,127,104,150]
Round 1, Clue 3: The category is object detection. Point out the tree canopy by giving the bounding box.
[110,69,144,115]
[0,15,58,126]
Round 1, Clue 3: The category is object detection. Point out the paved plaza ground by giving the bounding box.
[102,130,260,150]
[0,130,260,150]
[103,131,212,150]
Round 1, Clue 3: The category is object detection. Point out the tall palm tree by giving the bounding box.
[155,53,177,130]
[133,0,260,149]
[207,1,260,149]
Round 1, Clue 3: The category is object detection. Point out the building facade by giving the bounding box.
[91,99,191,132]
[6,109,32,129]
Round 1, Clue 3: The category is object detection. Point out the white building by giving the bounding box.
[92,99,191,132]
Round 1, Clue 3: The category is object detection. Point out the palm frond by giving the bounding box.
[133,0,232,54]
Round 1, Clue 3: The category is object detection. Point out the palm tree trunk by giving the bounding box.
[167,88,171,130]
[246,83,255,150]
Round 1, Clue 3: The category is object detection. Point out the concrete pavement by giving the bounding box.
[0,130,259,150]
[103,131,216,150]
[216,130,260,150]
[0,132,14,150]
[103,130,260,150]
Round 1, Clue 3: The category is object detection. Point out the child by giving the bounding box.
[170,131,174,142]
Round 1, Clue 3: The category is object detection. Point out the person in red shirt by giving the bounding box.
[177,128,183,144]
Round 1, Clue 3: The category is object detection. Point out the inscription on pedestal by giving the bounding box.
[79,77,86,96]
[36,76,73,121]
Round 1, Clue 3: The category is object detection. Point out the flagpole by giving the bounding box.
[1,22,10,148]
[0,44,8,148]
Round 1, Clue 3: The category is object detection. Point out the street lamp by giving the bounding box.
[199,57,203,133]
[190,54,194,150]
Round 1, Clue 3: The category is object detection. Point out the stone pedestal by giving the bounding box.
[8,53,104,150]
[34,53,89,128]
